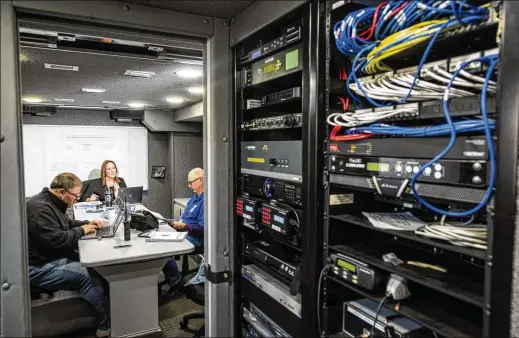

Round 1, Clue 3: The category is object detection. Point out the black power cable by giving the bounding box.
[370,294,390,338]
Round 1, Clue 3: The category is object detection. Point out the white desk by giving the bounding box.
[78,220,194,337]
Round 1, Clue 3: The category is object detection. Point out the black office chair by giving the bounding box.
[179,271,205,338]
[181,246,204,276]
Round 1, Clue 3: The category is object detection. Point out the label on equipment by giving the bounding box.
[347,307,386,333]
[247,157,265,163]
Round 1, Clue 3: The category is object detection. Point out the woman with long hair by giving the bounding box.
[81,160,127,202]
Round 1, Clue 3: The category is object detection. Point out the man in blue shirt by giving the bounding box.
[161,168,204,300]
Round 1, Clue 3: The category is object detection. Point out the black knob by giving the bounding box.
[283,115,294,126]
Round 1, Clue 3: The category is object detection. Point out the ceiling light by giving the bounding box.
[124,70,156,78]
[166,97,185,104]
[54,98,75,103]
[23,97,43,103]
[44,63,79,71]
[175,69,202,78]
[102,100,121,105]
[188,87,204,94]
[82,88,106,93]
[128,102,145,108]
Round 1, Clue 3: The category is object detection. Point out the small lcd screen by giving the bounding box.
[273,215,284,224]
[367,162,390,172]
[337,259,356,273]
[264,63,277,74]
[245,205,253,213]
[251,49,262,60]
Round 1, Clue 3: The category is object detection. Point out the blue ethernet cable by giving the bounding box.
[409,56,498,217]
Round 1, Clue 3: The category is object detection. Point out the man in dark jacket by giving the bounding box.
[27,172,110,337]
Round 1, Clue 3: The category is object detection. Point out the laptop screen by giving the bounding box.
[118,186,143,204]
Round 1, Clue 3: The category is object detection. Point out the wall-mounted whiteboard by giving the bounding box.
[23,125,148,197]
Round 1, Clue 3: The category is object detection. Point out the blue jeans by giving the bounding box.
[162,235,201,287]
[29,258,110,330]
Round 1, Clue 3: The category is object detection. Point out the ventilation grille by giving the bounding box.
[22,105,57,116]
[110,109,145,121]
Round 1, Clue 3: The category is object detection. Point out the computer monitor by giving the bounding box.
[118,186,143,204]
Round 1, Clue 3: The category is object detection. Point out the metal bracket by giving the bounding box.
[204,264,231,284]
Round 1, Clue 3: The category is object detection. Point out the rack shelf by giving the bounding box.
[330,244,484,307]
[330,214,487,260]
[328,276,482,338]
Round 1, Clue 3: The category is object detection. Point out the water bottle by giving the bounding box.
[123,197,131,241]
[104,186,112,208]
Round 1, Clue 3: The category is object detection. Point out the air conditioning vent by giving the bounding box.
[110,109,145,121]
[22,105,57,116]
[44,63,79,71]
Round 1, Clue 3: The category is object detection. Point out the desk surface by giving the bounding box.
[78,224,194,268]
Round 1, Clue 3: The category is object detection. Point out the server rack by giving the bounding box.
[231,2,325,336]
[319,1,519,337]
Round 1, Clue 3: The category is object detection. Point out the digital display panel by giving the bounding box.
[273,215,284,224]
[337,258,356,273]
[367,162,390,172]
[251,49,262,60]
[263,63,277,74]
[245,205,253,212]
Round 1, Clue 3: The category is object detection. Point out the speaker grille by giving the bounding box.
[22,105,57,116]
[110,109,145,120]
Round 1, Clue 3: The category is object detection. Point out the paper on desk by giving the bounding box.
[362,212,426,231]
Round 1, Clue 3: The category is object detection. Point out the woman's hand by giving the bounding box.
[86,193,98,202]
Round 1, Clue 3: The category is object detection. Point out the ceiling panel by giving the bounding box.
[121,0,254,19]
[20,47,203,109]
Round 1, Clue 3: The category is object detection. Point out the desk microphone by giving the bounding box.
[123,196,131,241]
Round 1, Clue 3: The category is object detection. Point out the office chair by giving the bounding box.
[181,246,204,276]
[88,169,101,180]
[179,268,205,338]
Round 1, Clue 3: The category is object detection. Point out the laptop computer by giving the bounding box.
[118,186,144,205]
[81,210,124,239]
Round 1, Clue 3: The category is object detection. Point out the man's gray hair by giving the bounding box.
[50,172,82,190]
[188,168,204,179]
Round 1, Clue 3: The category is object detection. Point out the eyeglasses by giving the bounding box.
[188,177,202,186]
[64,190,81,199]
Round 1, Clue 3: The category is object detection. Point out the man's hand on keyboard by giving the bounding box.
[81,223,97,235]
[89,220,105,228]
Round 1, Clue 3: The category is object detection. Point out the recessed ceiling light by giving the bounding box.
[82,88,106,93]
[54,98,75,103]
[166,97,185,104]
[175,69,202,78]
[23,97,43,103]
[124,70,156,78]
[44,63,79,71]
[188,87,204,94]
[128,102,145,108]
[102,100,121,105]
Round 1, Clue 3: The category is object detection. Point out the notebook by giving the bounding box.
[145,231,188,242]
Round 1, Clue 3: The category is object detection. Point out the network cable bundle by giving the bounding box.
[321,1,502,337]
[329,0,498,243]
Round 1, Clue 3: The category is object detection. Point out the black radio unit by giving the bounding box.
[241,113,303,131]
[262,87,301,106]
[240,22,302,65]
[260,203,298,237]
[330,156,488,187]
[242,174,303,207]
[329,136,489,160]
[245,241,297,280]
[330,250,384,291]
[236,196,261,222]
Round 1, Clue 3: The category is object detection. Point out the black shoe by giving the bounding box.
[163,286,184,302]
